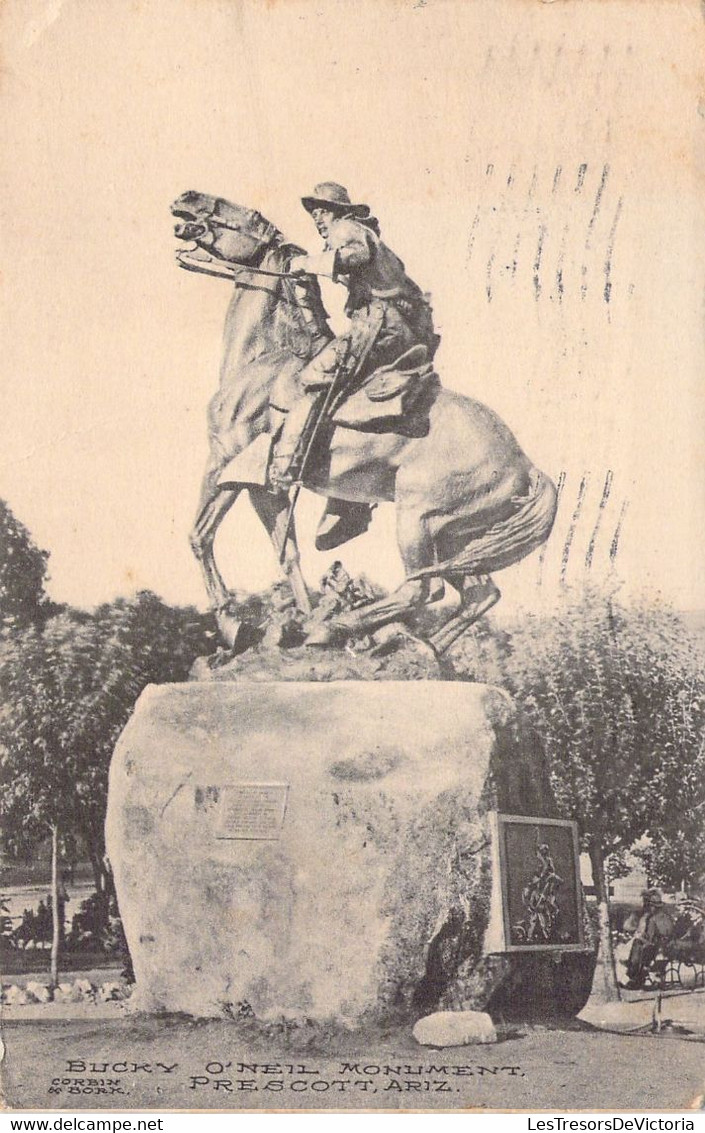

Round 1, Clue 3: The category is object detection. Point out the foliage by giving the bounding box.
[452,586,705,996]
[0,500,51,630]
[67,891,127,955]
[634,827,705,895]
[454,587,705,867]
[604,850,633,885]
[0,592,215,888]
[5,896,56,950]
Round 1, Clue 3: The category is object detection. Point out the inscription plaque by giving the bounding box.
[491,813,585,951]
[215,782,289,840]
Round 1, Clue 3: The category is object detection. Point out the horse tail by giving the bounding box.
[408,468,558,580]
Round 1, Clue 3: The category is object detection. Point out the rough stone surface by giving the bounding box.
[107,680,594,1024]
[189,629,446,685]
[4,986,29,1005]
[71,979,94,1001]
[25,980,52,1003]
[412,1010,497,1047]
[53,982,75,1003]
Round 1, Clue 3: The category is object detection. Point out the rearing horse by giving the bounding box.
[172,191,557,653]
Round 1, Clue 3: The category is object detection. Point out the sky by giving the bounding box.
[1,0,704,614]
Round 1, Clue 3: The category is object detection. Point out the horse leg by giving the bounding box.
[428,573,501,655]
[247,487,312,617]
[190,484,244,647]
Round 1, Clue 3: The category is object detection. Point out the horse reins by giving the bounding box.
[222,263,311,280]
[203,212,311,279]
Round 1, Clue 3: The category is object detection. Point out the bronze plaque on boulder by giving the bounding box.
[492,813,585,951]
[216,782,289,840]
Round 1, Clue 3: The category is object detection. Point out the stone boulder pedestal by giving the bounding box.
[106,680,595,1024]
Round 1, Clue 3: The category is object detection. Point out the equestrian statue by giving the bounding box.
[172,183,557,654]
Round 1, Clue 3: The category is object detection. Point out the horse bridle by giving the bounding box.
[175,201,329,355]
[194,203,309,280]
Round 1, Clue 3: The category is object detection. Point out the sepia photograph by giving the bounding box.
[1,0,704,1115]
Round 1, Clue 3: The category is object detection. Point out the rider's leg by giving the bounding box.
[268,336,345,488]
[268,394,319,488]
[312,312,433,552]
[270,403,375,544]
[268,333,372,538]
[301,311,406,543]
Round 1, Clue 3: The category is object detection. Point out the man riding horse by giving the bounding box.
[172,187,557,652]
[268,182,440,551]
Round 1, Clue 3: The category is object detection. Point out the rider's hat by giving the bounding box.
[302,182,370,218]
[646,888,664,906]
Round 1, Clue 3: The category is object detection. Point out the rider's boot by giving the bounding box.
[315,499,376,551]
[267,396,318,490]
[268,337,352,491]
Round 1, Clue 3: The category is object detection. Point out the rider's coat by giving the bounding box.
[326,218,428,317]
[270,215,438,415]
[324,217,438,365]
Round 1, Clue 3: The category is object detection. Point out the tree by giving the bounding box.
[632,671,705,894]
[452,586,705,1000]
[0,500,50,630]
[0,592,215,976]
[0,618,82,982]
[636,823,705,896]
[635,627,704,899]
[63,591,215,894]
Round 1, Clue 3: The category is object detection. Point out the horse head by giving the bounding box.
[172,191,286,275]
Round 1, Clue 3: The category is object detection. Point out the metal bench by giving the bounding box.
[644,943,705,990]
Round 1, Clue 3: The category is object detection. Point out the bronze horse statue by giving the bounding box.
[172,191,557,653]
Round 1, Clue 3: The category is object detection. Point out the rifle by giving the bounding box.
[278,343,357,564]
[277,302,385,563]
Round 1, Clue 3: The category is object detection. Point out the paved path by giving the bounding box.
[2,1012,703,1112]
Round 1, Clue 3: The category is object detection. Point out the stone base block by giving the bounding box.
[106,680,594,1024]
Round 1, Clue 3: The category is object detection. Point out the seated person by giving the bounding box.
[624,888,675,989]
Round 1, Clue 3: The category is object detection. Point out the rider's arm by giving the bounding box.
[328,219,375,276]
[290,220,374,279]
[290,250,336,277]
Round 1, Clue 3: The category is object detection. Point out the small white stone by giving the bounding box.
[413,1010,497,1047]
[53,983,74,1002]
[71,979,95,1001]
[4,985,29,1006]
[98,981,123,1001]
[25,980,52,1003]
